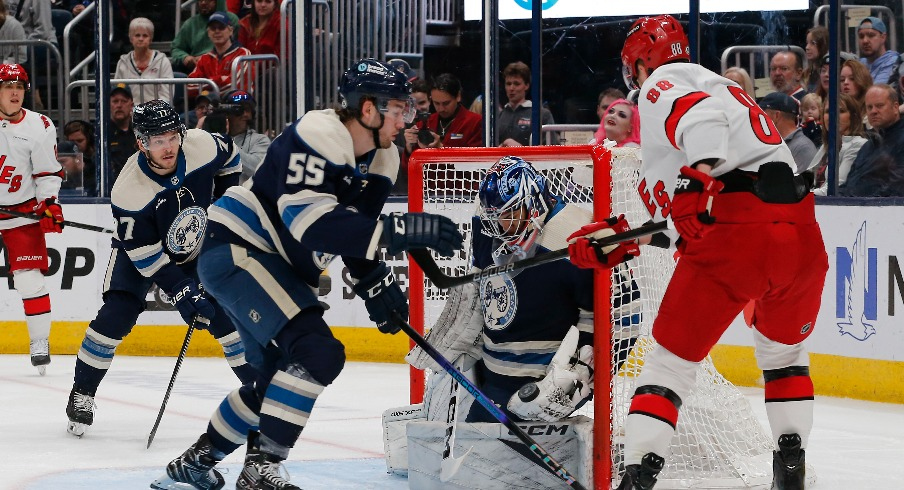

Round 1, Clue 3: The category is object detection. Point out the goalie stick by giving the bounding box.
[409,220,669,289]
[0,207,115,234]
[146,316,205,448]
[395,313,588,490]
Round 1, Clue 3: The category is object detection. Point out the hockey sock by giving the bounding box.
[764,366,814,447]
[215,331,256,384]
[74,326,124,394]
[208,384,261,454]
[258,365,325,448]
[15,269,51,340]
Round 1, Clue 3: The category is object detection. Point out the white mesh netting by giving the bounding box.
[410,146,775,489]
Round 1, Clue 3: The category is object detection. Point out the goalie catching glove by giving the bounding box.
[566,215,639,270]
[507,326,594,422]
[353,262,408,334]
[380,212,464,257]
[671,165,724,240]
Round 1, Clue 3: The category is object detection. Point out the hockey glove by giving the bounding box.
[566,215,640,270]
[34,197,64,233]
[380,212,464,257]
[353,263,408,334]
[671,166,724,241]
[169,279,216,326]
[507,326,594,422]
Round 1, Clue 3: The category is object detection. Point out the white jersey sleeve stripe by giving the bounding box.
[277,190,339,242]
[126,242,171,277]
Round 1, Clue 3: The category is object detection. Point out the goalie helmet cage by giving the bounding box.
[407,145,775,489]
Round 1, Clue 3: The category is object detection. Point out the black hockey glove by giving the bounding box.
[380,212,464,257]
[169,279,216,326]
[352,263,408,334]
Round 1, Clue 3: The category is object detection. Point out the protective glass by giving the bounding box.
[378,96,416,124]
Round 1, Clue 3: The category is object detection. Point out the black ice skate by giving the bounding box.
[150,433,225,490]
[236,432,301,490]
[29,338,50,376]
[616,452,665,490]
[65,386,95,437]
[773,433,805,490]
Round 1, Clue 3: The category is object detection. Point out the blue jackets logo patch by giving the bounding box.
[480,274,517,331]
[166,206,207,260]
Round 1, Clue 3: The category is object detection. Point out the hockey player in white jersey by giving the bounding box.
[66,100,256,437]
[150,59,463,490]
[567,15,828,490]
[0,64,64,375]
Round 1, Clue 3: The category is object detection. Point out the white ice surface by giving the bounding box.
[1,354,903,489]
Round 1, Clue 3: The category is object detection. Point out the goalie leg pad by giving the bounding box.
[406,280,484,372]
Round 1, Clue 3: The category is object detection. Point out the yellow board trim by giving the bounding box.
[3,322,902,403]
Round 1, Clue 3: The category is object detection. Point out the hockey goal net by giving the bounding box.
[407,145,774,489]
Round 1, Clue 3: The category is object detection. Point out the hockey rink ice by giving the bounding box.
[3,354,904,489]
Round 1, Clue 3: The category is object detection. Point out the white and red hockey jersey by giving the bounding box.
[0,109,62,230]
[635,63,795,223]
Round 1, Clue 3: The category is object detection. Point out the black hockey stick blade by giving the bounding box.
[0,207,115,234]
[394,313,587,490]
[410,220,669,289]
[146,317,202,449]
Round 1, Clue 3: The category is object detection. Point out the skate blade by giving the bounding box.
[67,421,88,437]
[36,365,46,376]
[150,475,225,490]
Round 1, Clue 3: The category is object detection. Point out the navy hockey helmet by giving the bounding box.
[339,58,415,124]
[133,99,186,147]
[478,156,553,255]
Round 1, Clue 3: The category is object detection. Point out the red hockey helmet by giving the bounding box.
[0,64,30,91]
[621,15,689,89]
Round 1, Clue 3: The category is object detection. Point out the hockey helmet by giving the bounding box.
[133,99,186,148]
[338,58,415,124]
[621,15,689,89]
[478,156,553,255]
[0,64,30,91]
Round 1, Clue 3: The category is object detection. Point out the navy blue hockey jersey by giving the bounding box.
[206,109,400,286]
[111,128,241,293]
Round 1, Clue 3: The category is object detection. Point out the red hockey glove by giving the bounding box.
[566,215,640,270]
[34,198,64,233]
[671,166,724,241]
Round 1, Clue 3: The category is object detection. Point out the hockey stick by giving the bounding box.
[439,357,474,482]
[146,316,205,448]
[395,314,587,490]
[410,220,669,289]
[0,207,115,234]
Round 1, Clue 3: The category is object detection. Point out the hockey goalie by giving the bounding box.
[382,156,643,488]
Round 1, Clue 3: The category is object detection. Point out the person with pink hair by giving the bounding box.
[592,98,641,147]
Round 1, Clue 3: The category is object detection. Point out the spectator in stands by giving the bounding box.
[63,119,96,195]
[815,51,858,101]
[590,87,626,144]
[404,73,482,154]
[840,59,873,120]
[799,93,823,147]
[186,90,214,128]
[221,90,270,183]
[840,84,904,197]
[107,84,137,182]
[227,0,252,18]
[595,98,640,148]
[858,17,898,85]
[411,78,430,113]
[114,17,174,105]
[769,50,807,102]
[802,26,828,93]
[391,77,428,196]
[7,0,55,109]
[171,0,239,73]
[497,61,557,146]
[238,0,281,56]
[186,12,251,98]
[722,66,755,97]
[0,1,27,64]
[812,93,867,195]
[57,141,86,194]
[759,92,817,173]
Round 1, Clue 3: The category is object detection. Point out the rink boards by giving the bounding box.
[0,201,902,403]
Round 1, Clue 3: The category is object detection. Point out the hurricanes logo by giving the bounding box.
[166,206,207,260]
[480,274,517,331]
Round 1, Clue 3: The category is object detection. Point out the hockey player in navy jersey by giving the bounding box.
[0,64,64,376]
[150,59,463,490]
[66,100,257,437]
[569,16,827,490]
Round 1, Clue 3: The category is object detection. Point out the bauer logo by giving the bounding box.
[835,221,877,341]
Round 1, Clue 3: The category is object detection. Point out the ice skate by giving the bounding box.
[773,433,805,490]
[616,452,664,490]
[237,432,301,490]
[65,386,95,437]
[150,434,225,490]
[29,338,50,376]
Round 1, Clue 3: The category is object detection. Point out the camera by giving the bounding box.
[201,103,246,134]
[415,111,434,145]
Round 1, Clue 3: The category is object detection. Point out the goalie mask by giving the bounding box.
[478,156,552,257]
[621,14,689,89]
